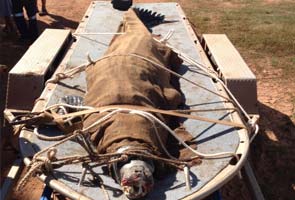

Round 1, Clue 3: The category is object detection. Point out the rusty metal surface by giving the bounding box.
[19,2,247,199]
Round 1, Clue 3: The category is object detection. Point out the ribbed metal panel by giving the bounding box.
[202,34,258,114]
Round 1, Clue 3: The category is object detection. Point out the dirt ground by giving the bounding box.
[1,0,294,200]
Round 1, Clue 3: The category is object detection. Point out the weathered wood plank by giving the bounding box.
[6,29,72,110]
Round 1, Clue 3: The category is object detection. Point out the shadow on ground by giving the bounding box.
[38,13,79,33]
[221,101,295,200]
[251,102,295,200]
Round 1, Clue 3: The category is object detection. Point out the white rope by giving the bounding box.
[44,37,257,143]
[154,38,252,121]
[58,106,68,115]
[153,38,263,144]
[128,110,177,160]
[46,34,252,124]
[154,38,262,144]
[250,124,259,143]
[38,102,244,157]
[128,53,231,101]
[43,103,94,125]
[47,51,231,101]
[33,127,70,141]
[57,105,74,126]
[129,109,237,159]
[82,109,124,132]
[28,106,237,195]
[80,108,237,160]
[73,32,125,36]
[46,52,95,85]
[87,52,96,64]
[159,29,174,43]
[43,103,94,112]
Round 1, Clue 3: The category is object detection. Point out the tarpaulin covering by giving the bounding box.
[83,9,183,155]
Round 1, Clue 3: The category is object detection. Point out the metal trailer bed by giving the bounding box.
[17,2,251,200]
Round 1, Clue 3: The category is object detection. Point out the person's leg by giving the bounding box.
[24,0,38,40]
[1,0,14,33]
[41,0,46,11]
[39,0,47,16]
[11,0,29,39]
[4,16,14,32]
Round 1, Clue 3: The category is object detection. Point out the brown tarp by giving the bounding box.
[83,9,183,155]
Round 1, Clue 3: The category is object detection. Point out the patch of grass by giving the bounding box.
[202,16,211,22]
[219,4,294,56]
[271,57,279,68]
[183,1,295,80]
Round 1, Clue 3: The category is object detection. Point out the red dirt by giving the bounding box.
[1,1,294,200]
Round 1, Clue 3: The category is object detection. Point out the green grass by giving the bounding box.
[183,0,295,78]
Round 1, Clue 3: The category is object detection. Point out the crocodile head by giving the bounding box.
[119,160,154,199]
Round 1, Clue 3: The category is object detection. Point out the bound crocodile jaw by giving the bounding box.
[119,160,154,199]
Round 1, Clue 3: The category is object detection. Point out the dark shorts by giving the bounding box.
[11,0,37,17]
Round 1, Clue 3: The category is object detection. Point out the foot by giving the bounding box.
[39,8,48,16]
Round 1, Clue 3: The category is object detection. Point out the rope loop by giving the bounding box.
[47,148,57,161]
[44,157,53,172]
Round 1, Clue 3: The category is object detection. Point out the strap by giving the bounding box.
[56,105,246,129]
